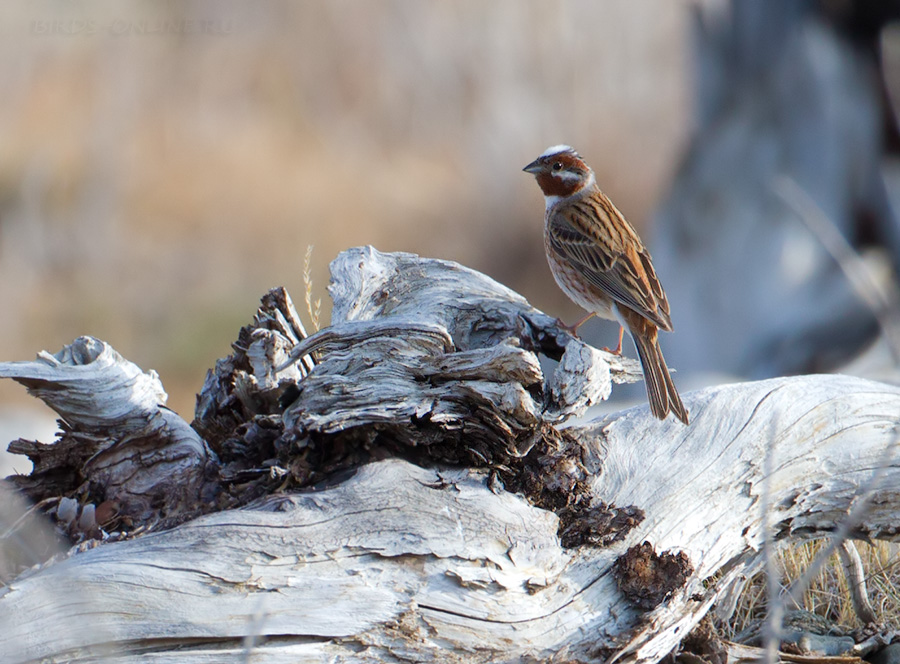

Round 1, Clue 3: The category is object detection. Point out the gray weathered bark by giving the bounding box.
[1,247,899,663]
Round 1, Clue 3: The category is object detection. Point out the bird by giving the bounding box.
[523,145,689,424]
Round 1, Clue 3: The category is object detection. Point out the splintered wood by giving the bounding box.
[1,247,899,664]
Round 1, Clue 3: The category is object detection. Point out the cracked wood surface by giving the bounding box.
[1,248,899,663]
[2,375,899,663]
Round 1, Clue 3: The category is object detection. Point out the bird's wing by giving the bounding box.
[547,198,673,331]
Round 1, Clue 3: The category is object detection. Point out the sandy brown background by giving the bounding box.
[0,1,693,420]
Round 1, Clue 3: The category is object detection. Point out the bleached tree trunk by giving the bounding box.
[1,247,899,664]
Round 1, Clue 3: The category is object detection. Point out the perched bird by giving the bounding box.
[524,145,689,424]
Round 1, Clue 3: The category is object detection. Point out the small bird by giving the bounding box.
[524,145,688,424]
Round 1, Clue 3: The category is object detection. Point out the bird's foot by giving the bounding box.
[601,326,625,355]
[555,312,597,338]
[555,317,582,338]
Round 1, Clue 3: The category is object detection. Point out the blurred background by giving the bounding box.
[0,1,692,428]
[2,0,900,453]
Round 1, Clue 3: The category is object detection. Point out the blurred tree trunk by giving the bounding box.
[652,0,900,379]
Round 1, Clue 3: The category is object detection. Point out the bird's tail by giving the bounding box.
[620,308,689,424]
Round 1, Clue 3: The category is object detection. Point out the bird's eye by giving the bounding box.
[552,162,563,171]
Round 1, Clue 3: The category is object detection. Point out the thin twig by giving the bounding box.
[766,176,900,647]
[762,418,784,664]
[240,595,269,664]
[836,540,877,625]
[773,176,900,363]
[0,496,59,540]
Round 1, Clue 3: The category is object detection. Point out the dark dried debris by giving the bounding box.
[661,616,727,664]
[613,541,694,610]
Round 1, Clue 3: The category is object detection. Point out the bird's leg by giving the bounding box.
[601,325,625,355]
[555,311,596,337]
[572,311,597,331]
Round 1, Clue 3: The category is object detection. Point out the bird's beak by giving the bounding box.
[523,159,542,174]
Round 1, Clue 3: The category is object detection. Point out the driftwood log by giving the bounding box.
[1,247,899,664]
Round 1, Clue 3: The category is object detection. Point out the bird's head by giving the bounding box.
[523,145,596,204]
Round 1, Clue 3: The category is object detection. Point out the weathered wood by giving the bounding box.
[2,374,899,663]
[281,246,639,434]
[193,286,313,446]
[0,336,215,530]
[2,248,899,663]
[270,248,638,488]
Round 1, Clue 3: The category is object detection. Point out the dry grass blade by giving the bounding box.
[780,424,900,615]
[0,497,58,541]
[734,177,900,656]
[725,540,900,640]
[730,424,900,646]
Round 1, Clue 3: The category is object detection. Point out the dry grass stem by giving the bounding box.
[762,420,784,664]
[303,244,322,332]
[779,425,900,618]
[725,427,900,641]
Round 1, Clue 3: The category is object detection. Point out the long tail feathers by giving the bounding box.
[625,314,689,425]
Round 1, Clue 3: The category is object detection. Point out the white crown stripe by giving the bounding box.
[539,144,576,159]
